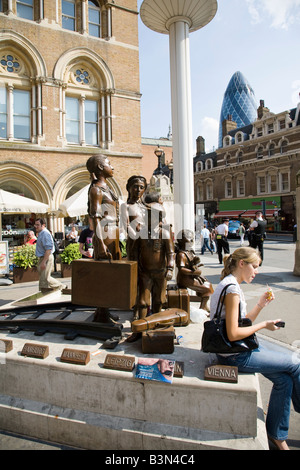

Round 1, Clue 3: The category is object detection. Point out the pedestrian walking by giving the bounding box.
[215,218,230,264]
[201,224,213,255]
[238,222,245,246]
[250,211,267,264]
[34,218,65,293]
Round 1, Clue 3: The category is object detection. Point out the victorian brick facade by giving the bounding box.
[0,0,142,235]
[194,99,300,232]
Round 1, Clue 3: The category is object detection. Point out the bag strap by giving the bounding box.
[213,283,241,323]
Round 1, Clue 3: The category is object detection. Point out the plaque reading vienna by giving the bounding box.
[21,342,49,359]
[60,348,90,365]
[103,354,135,372]
[204,364,238,384]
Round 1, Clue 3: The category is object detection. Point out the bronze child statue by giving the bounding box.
[176,229,213,312]
[86,154,121,322]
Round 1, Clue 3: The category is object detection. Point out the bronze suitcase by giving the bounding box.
[167,289,190,315]
[142,326,175,354]
[72,259,137,310]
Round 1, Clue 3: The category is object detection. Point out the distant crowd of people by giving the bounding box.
[198,211,268,265]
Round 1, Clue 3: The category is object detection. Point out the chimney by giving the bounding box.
[257,99,270,119]
[196,136,205,155]
[222,116,237,138]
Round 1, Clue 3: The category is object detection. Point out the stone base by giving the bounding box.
[0,307,268,450]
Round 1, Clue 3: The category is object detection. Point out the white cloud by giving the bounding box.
[246,0,300,29]
[195,117,219,153]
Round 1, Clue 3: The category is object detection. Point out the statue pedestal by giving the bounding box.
[0,307,268,450]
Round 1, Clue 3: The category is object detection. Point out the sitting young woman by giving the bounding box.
[209,247,300,451]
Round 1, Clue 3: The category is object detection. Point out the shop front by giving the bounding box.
[214,196,284,232]
[1,214,36,246]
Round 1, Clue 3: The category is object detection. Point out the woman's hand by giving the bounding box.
[265,319,282,331]
[257,287,275,309]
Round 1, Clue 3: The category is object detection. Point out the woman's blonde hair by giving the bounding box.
[221,247,261,280]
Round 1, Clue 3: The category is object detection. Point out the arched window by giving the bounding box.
[196,161,203,172]
[224,154,230,166]
[280,139,288,154]
[257,145,264,159]
[268,142,275,157]
[224,136,231,147]
[65,66,100,146]
[0,50,37,142]
[205,158,213,170]
[88,0,101,38]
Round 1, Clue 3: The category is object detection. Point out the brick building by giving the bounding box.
[0,0,142,238]
[194,98,300,232]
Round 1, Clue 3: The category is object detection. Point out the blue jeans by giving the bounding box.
[217,338,300,440]
[201,238,213,254]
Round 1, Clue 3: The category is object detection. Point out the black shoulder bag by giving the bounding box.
[201,283,259,354]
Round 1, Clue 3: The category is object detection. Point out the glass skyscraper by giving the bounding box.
[218,71,257,148]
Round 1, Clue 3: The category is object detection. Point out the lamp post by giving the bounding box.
[153,145,164,175]
[140,0,218,235]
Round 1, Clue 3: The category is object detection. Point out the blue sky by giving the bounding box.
[137,0,300,153]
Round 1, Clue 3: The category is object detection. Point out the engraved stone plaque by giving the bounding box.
[174,361,184,378]
[103,354,135,372]
[60,348,90,365]
[204,364,238,384]
[21,342,49,359]
[0,339,13,353]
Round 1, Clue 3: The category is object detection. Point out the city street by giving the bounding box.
[0,239,299,450]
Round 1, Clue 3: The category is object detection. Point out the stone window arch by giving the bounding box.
[195,161,203,172]
[280,138,288,154]
[0,32,47,143]
[54,48,115,148]
[205,158,213,170]
[268,141,276,157]
[256,145,264,159]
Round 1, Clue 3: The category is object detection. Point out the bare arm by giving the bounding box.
[224,293,281,342]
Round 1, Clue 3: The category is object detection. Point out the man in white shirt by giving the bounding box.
[215,218,230,264]
[34,218,65,293]
[201,225,213,255]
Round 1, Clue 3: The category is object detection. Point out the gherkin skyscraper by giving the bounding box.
[218,71,257,147]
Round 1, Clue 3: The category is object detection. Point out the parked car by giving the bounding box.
[228,220,241,238]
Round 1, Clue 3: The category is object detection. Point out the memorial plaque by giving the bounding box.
[21,342,49,359]
[204,364,238,384]
[0,339,13,353]
[174,361,184,378]
[60,348,90,365]
[103,354,135,372]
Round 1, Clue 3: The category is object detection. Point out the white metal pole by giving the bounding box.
[169,19,194,235]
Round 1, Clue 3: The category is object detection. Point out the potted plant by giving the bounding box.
[60,242,82,277]
[13,244,39,283]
